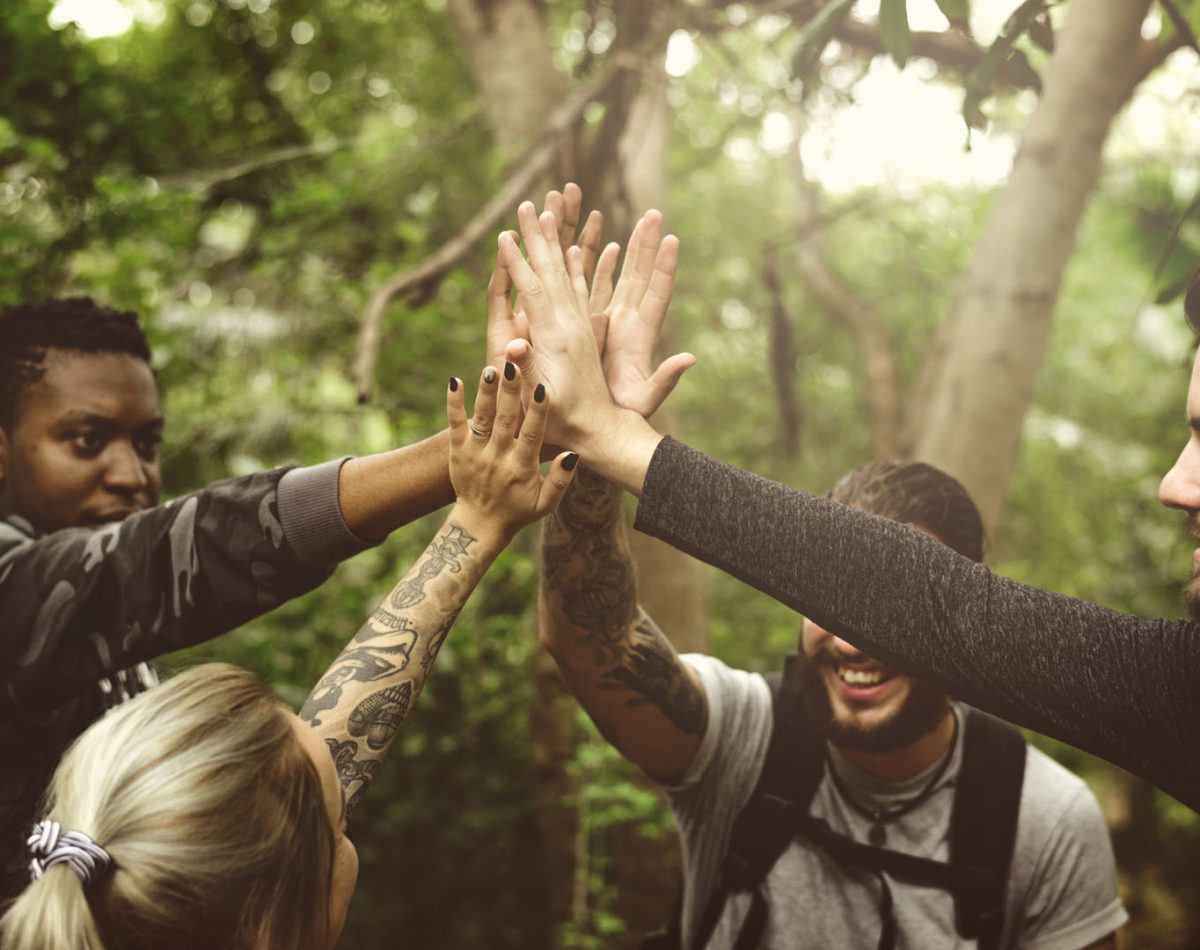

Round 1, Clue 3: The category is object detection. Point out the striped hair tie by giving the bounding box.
[28,819,112,886]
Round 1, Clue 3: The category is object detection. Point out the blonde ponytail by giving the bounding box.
[0,664,334,950]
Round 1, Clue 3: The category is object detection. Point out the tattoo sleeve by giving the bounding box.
[300,518,492,816]
[540,467,708,770]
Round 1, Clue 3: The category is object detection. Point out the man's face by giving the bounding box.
[800,617,949,755]
[0,350,163,533]
[1159,348,1200,619]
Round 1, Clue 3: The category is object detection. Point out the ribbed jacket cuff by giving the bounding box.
[277,457,373,565]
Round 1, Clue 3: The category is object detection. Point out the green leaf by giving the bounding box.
[934,0,971,24]
[879,0,912,68]
[962,0,1046,129]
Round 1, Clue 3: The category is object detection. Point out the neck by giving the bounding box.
[836,707,956,783]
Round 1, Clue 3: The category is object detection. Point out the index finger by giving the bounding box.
[498,230,555,332]
[577,209,604,282]
[557,183,582,251]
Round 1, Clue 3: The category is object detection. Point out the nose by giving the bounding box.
[103,440,150,494]
[802,618,867,660]
[1160,438,1200,512]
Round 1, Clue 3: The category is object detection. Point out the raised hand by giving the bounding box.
[496,201,621,450]
[589,211,695,419]
[447,360,578,545]
[486,183,604,371]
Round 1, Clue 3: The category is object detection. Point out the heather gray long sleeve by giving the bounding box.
[633,438,1200,812]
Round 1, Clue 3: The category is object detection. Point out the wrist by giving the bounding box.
[446,502,516,554]
[574,408,663,497]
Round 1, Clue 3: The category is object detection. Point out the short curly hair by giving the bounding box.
[0,297,152,431]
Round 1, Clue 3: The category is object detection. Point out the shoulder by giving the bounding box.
[1005,744,1126,947]
[668,654,773,799]
[1017,744,1103,832]
[1013,744,1113,873]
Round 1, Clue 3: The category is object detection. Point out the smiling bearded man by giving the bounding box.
[540,456,1126,950]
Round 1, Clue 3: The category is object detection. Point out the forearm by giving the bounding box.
[633,437,1200,810]
[540,468,705,778]
[337,429,455,541]
[0,466,345,719]
[571,410,663,498]
[300,507,501,814]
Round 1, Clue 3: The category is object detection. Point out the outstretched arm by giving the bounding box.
[532,206,704,780]
[493,195,1200,812]
[302,364,575,815]
[540,466,706,783]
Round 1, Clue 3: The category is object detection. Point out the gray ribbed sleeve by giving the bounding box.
[277,457,374,566]
[633,437,1200,812]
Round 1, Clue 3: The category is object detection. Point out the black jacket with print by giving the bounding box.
[0,467,337,903]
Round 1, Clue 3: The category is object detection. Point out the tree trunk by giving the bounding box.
[910,0,1154,531]
[446,0,567,153]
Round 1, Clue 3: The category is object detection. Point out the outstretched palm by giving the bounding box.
[590,211,695,419]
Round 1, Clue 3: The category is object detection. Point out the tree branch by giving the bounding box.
[351,60,628,402]
[763,244,802,457]
[157,138,357,193]
[831,17,1041,89]
[788,103,900,459]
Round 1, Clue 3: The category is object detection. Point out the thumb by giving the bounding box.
[640,352,696,417]
[537,451,580,516]
[504,338,540,384]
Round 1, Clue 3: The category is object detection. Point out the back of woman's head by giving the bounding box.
[0,663,335,950]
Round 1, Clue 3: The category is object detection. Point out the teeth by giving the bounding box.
[838,667,886,687]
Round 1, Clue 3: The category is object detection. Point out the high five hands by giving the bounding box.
[486,188,693,454]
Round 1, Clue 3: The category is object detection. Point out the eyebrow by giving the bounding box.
[54,411,165,430]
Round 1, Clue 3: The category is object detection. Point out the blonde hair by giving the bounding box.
[0,663,334,950]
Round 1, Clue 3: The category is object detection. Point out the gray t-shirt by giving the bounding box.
[664,655,1127,950]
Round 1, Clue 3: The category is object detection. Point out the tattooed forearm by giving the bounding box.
[561,536,637,636]
[390,524,476,608]
[348,682,413,750]
[542,471,639,665]
[547,466,623,534]
[325,737,381,815]
[600,618,708,737]
[420,614,458,676]
[303,517,493,817]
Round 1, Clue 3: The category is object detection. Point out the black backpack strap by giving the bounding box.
[690,652,823,950]
[950,707,1026,950]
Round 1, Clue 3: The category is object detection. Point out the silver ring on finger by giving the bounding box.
[470,423,491,439]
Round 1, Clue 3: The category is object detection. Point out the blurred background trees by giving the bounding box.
[3,0,1200,945]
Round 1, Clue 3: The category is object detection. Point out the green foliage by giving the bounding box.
[3,0,1200,946]
[934,0,971,24]
[878,0,912,68]
[962,0,1048,129]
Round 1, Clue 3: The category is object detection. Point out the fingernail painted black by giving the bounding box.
[534,383,545,403]
[562,453,580,471]
[504,362,516,381]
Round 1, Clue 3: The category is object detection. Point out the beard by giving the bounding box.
[1185,567,1200,621]
[801,652,950,755]
[1184,513,1200,620]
